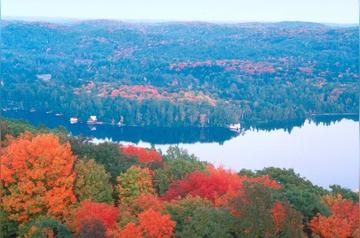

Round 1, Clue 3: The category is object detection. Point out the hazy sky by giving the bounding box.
[2,0,359,24]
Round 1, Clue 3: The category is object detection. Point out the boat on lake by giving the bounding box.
[87,115,97,124]
[228,123,241,132]
[70,117,79,124]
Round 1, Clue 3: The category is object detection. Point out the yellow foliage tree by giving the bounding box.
[116,166,154,205]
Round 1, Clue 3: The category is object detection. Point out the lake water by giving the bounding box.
[2,110,359,190]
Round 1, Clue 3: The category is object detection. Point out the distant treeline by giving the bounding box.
[1,20,358,126]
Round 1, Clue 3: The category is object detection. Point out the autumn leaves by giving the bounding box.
[1,134,76,223]
[1,132,359,238]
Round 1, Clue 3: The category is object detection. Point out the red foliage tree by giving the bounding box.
[162,166,242,202]
[118,223,143,238]
[244,175,282,190]
[162,166,281,203]
[74,201,119,237]
[121,145,162,164]
[272,202,287,233]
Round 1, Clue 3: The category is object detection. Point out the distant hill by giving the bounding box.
[1,20,358,127]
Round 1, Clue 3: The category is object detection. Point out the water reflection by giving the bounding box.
[2,110,238,144]
[244,114,358,133]
[2,110,358,145]
[2,110,358,189]
[140,119,359,190]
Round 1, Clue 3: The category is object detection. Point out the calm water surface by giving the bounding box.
[3,110,359,190]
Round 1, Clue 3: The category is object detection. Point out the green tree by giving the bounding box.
[231,183,277,238]
[178,207,234,238]
[70,138,137,184]
[0,119,35,141]
[18,217,72,238]
[0,209,18,238]
[74,159,114,203]
[280,186,330,221]
[221,182,305,238]
[330,184,358,202]
[255,168,330,220]
[165,196,213,236]
[116,166,155,204]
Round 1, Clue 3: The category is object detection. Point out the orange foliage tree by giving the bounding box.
[310,215,352,238]
[118,194,165,228]
[129,194,164,215]
[121,145,162,164]
[118,209,176,238]
[137,209,176,238]
[310,196,359,238]
[74,201,119,237]
[0,133,76,223]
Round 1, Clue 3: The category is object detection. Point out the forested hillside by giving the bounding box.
[0,118,359,238]
[1,20,358,126]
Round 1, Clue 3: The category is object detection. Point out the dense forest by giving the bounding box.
[0,118,359,238]
[1,20,358,127]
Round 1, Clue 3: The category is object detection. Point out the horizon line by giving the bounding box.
[2,15,359,26]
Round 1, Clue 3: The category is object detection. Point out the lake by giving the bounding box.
[2,110,359,190]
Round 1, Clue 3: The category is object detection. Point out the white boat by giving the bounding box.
[70,117,78,124]
[229,123,241,132]
[87,115,97,124]
[55,113,63,117]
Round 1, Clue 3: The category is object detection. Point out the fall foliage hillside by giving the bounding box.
[0,119,358,238]
[1,21,358,127]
